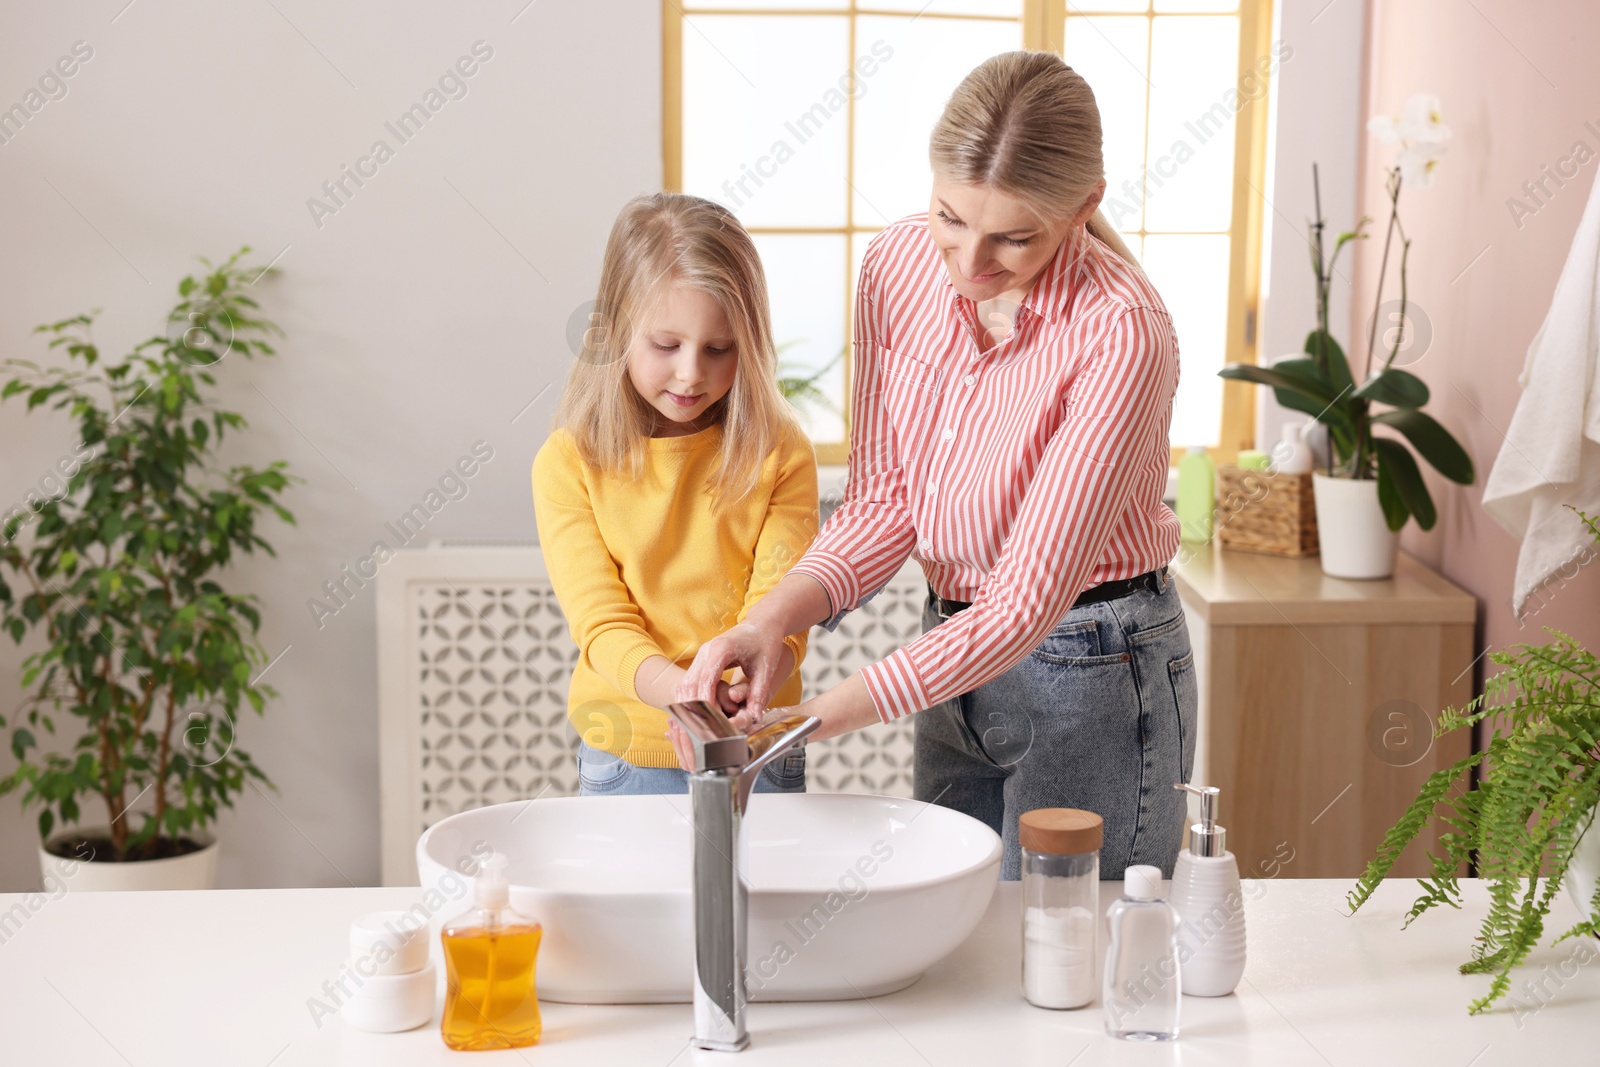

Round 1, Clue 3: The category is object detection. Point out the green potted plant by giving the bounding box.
[0,247,296,891]
[1219,94,1474,579]
[1347,508,1600,1013]
[776,342,844,420]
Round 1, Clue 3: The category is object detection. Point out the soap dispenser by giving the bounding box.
[1170,783,1247,997]
[1273,421,1312,475]
[440,853,543,1051]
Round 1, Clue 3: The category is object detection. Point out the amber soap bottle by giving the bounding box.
[440,853,543,1051]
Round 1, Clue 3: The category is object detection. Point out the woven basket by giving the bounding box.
[1214,465,1319,557]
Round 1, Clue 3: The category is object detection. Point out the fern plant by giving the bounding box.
[1347,506,1600,1013]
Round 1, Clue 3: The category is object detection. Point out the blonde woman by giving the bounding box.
[679,52,1197,879]
[534,192,818,795]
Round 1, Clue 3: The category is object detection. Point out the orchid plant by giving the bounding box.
[1218,93,1473,531]
[1368,93,1451,188]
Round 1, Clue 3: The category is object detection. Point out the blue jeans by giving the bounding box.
[913,571,1198,881]
[574,738,809,796]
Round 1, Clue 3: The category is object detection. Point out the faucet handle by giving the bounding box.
[747,713,816,762]
[736,715,820,812]
[666,699,748,772]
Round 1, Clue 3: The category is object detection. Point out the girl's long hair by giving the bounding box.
[553,193,801,510]
[930,50,1140,269]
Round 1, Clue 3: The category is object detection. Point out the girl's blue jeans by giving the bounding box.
[574,738,808,796]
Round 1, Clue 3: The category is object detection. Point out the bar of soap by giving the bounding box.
[1235,449,1270,470]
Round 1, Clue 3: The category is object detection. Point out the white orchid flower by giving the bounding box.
[1398,140,1447,188]
[1368,113,1405,144]
[1402,93,1451,143]
[1370,93,1450,186]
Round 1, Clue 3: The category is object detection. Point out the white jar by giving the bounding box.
[1019,808,1102,1010]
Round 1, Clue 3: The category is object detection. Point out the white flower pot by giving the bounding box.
[38,829,219,892]
[1565,805,1600,937]
[1311,473,1398,580]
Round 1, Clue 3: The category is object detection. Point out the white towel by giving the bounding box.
[1481,168,1600,617]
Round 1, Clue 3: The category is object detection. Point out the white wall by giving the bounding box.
[0,0,660,890]
[1257,0,1368,452]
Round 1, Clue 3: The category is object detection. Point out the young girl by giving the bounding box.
[533,192,819,796]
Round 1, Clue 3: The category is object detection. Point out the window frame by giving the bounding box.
[661,0,1272,467]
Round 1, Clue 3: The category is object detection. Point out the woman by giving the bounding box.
[677,51,1197,881]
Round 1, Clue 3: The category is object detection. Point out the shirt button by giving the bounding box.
[962,374,976,387]
[919,538,932,552]
[926,482,937,496]
[942,428,955,442]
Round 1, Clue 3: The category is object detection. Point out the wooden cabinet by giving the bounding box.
[1171,544,1477,879]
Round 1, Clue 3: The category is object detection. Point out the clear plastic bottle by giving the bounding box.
[440,853,543,1051]
[1019,808,1101,1009]
[1103,864,1180,1041]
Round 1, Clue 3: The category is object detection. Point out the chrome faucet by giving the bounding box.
[665,698,820,1052]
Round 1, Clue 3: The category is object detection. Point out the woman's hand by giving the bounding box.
[733,673,880,744]
[676,620,790,721]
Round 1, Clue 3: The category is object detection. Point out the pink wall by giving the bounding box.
[1354,0,1600,679]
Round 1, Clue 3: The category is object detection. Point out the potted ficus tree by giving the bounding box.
[1348,508,1600,1014]
[1220,94,1474,579]
[0,247,296,891]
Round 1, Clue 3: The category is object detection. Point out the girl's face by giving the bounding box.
[928,177,1103,304]
[628,284,738,437]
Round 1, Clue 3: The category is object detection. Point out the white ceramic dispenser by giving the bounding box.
[1272,420,1312,475]
[1169,783,1247,997]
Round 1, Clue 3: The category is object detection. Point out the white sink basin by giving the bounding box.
[415,792,1001,1003]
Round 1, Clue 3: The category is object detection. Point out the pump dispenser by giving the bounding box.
[1169,783,1247,997]
[440,852,543,1050]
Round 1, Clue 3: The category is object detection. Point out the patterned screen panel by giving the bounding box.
[413,569,928,830]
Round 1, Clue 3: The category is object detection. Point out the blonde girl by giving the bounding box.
[533,192,818,795]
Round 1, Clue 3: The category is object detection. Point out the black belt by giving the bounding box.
[930,567,1168,620]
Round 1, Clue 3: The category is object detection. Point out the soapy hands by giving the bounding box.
[665,673,751,772]
[676,620,791,723]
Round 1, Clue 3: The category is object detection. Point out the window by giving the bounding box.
[664,0,1272,465]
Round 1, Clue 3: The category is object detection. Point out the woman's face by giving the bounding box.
[929,177,1105,303]
[627,284,738,437]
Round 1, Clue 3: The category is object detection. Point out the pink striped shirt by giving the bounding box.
[788,212,1182,724]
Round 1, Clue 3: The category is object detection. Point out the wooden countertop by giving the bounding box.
[1170,542,1477,626]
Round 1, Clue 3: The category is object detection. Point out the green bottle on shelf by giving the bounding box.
[1176,445,1214,543]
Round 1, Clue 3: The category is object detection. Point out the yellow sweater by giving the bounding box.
[531,422,818,768]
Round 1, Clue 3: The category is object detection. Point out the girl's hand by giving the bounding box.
[729,702,787,736]
[714,677,749,715]
[677,621,787,721]
[666,718,697,772]
[665,678,750,772]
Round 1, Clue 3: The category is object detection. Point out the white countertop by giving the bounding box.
[0,877,1594,1065]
